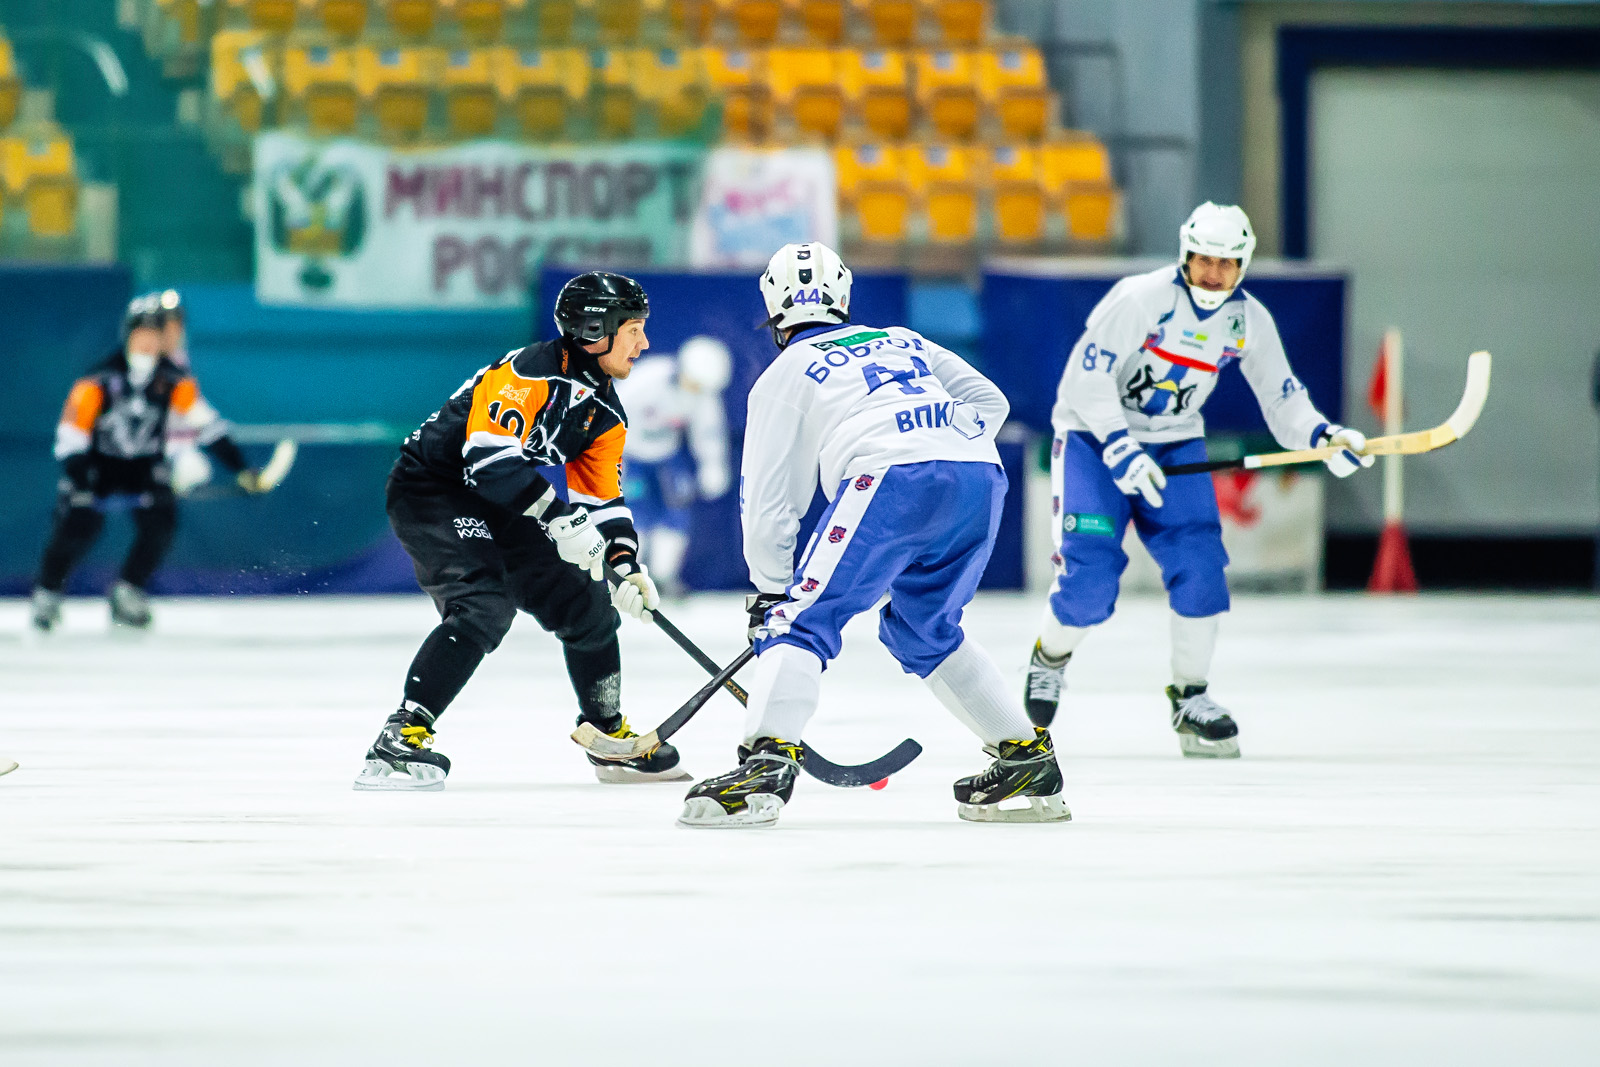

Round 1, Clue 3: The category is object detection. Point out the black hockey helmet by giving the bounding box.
[122,294,168,339]
[553,272,649,349]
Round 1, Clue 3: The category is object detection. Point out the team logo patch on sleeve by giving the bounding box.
[800,577,819,592]
[828,525,847,543]
[854,474,874,491]
[1062,513,1115,536]
[1051,438,1063,458]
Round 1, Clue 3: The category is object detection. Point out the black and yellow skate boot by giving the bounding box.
[954,728,1072,823]
[1167,684,1240,759]
[583,716,691,784]
[353,706,450,790]
[1023,641,1070,728]
[678,738,803,828]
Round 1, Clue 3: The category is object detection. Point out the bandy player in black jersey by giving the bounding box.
[355,272,683,790]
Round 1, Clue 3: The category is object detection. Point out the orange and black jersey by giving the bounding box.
[397,337,638,560]
[55,349,242,470]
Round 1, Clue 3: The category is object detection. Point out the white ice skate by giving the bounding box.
[1167,684,1240,759]
[353,760,447,791]
[677,793,784,828]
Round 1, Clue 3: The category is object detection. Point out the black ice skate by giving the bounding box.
[353,707,451,790]
[30,589,62,634]
[1023,641,1070,728]
[954,728,1072,824]
[583,716,690,783]
[1167,684,1240,759]
[109,581,152,629]
[677,738,803,828]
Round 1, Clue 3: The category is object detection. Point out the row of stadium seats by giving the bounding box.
[0,37,80,239]
[196,0,990,46]
[213,37,1051,143]
[835,141,1116,244]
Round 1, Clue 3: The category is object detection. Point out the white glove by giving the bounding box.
[1319,424,1375,478]
[610,564,661,621]
[1102,433,1166,508]
[545,510,605,578]
[697,461,730,500]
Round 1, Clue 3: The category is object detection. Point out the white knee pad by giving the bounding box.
[925,638,1036,746]
[743,643,824,743]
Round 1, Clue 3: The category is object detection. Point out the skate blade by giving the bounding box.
[352,760,447,791]
[0,759,18,777]
[593,764,693,784]
[677,793,783,828]
[571,722,656,759]
[1178,734,1241,759]
[958,794,1072,824]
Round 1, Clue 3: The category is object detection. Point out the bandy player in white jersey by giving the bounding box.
[1024,202,1374,757]
[677,242,1071,828]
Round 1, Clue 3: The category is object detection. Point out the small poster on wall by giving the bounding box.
[688,147,838,268]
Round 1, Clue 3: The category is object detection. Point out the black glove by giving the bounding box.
[745,592,790,644]
[61,454,98,493]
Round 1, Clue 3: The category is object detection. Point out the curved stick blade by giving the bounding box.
[803,738,923,788]
[1444,351,1492,442]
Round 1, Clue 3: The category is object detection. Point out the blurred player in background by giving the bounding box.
[1024,202,1374,758]
[152,289,223,494]
[612,335,732,595]
[29,294,268,633]
[678,242,1071,828]
[355,272,685,791]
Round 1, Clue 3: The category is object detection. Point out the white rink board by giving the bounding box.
[1,592,1598,1065]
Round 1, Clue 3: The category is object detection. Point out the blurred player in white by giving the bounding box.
[611,335,732,595]
[1025,202,1373,757]
[678,242,1071,828]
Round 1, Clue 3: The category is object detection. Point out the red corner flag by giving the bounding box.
[1366,336,1390,424]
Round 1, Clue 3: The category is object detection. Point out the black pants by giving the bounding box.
[37,458,178,593]
[386,468,620,724]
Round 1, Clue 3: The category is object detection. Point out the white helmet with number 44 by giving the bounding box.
[759,241,852,347]
[1178,202,1256,311]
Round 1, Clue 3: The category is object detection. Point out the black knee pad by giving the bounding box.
[554,590,620,653]
[443,592,517,654]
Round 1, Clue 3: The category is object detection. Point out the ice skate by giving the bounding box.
[583,717,690,783]
[677,738,802,828]
[954,728,1072,824]
[30,589,63,634]
[1023,641,1070,728]
[108,581,152,630]
[1167,684,1240,758]
[353,708,451,790]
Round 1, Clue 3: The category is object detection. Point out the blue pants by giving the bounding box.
[622,452,696,534]
[757,460,1006,678]
[1047,431,1229,626]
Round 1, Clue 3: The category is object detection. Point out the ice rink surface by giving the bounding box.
[2,591,1598,1065]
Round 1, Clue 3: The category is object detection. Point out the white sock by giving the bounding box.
[1038,605,1090,660]
[743,643,823,743]
[1170,611,1221,688]
[925,638,1037,746]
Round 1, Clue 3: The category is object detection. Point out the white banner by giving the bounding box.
[253,133,705,308]
[688,146,837,268]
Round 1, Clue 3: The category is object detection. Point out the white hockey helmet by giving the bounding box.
[1178,202,1256,311]
[677,335,732,393]
[759,241,852,346]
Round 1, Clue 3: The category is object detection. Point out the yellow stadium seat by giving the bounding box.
[442,0,514,42]
[703,49,769,140]
[228,0,298,32]
[914,50,979,140]
[1,137,78,238]
[441,48,499,137]
[835,143,909,241]
[590,49,637,138]
[302,0,369,37]
[212,30,280,132]
[767,48,843,141]
[535,0,579,42]
[1064,182,1117,242]
[284,45,360,134]
[718,0,783,45]
[927,0,984,45]
[988,143,1044,242]
[838,49,911,140]
[633,48,707,137]
[788,0,845,44]
[854,0,916,46]
[382,0,438,37]
[978,45,1048,140]
[1039,136,1109,187]
[355,46,435,141]
[0,40,22,129]
[907,142,980,243]
[590,0,645,45]
[494,48,589,139]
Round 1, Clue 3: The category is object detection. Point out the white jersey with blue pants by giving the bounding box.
[739,322,1040,748]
